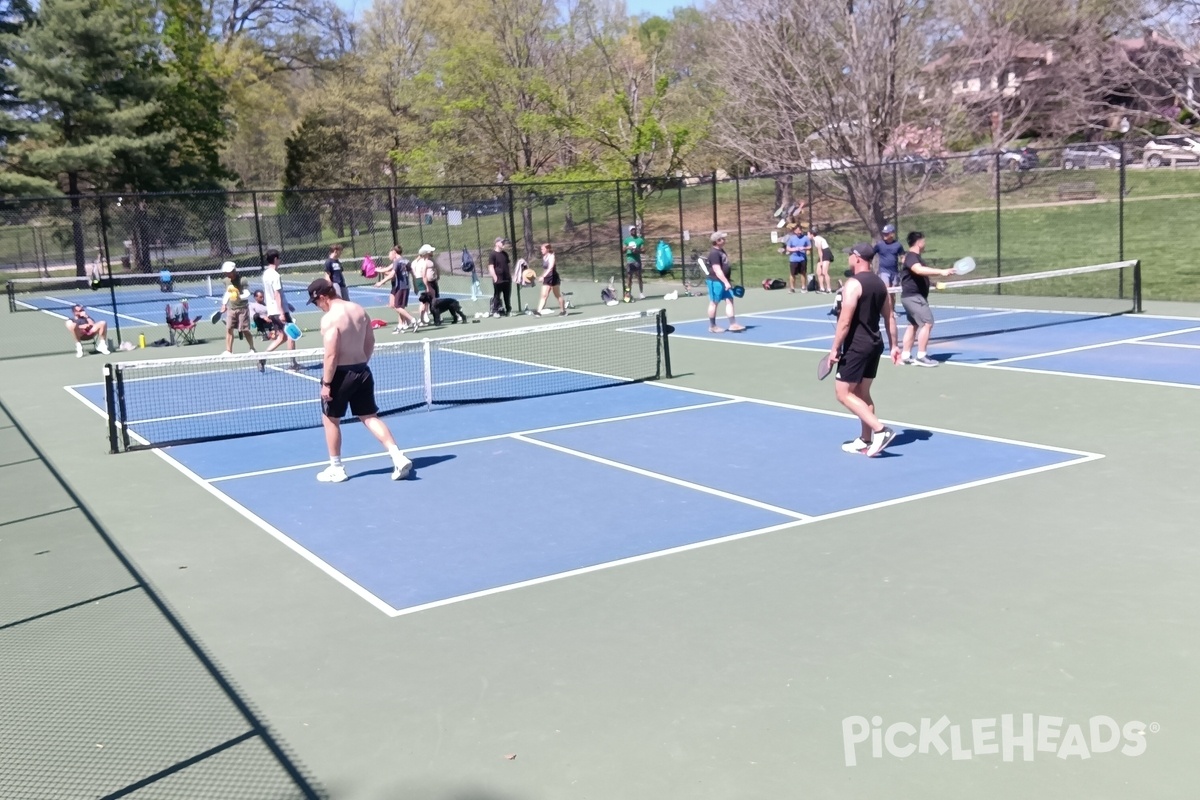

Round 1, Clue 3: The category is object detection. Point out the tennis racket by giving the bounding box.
[817,354,837,381]
[209,310,222,324]
[284,322,302,341]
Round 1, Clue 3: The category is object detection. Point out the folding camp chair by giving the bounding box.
[166,300,199,345]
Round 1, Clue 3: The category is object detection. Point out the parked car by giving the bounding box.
[962,146,1039,173]
[887,154,948,177]
[1061,143,1123,169]
[1142,135,1200,167]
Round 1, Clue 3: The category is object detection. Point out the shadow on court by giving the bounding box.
[0,399,324,799]
[355,453,458,480]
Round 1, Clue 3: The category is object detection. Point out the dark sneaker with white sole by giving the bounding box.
[865,428,896,458]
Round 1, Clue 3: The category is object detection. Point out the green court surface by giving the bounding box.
[2,283,1199,799]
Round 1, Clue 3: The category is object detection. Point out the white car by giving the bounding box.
[1142,136,1200,167]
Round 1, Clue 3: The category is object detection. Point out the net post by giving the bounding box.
[5,281,13,313]
[422,337,433,409]
[1133,260,1142,313]
[104,364,119,454]
[115,365,131,452]
[657,308,672,379]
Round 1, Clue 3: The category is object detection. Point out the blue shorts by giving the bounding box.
[707,278,733,303]
[879,270,899,288]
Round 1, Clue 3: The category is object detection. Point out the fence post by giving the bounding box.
[615,181,626,296]
[710,171,718,232]
[891,161,899,230]
[630,180,639,233]
[994,152,1002,294]
[388,186,400,245]
[506,184,520,309]
[586,192,596,282]
[443,209,454,271]
[95,194,123,347]
[676,181,686,280]
[251,191,265,265]
[1118,140,1126,299]
[806,172,814,231]
[734,173,744,286]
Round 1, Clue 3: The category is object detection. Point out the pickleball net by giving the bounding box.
[892,260,1141,314]
[103,309,672,452]
[6,259,365,313]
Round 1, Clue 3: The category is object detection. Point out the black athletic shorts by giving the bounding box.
[789,260,807,277]
[268,312,292,332]
[836,343,884,384]
[323,364,378,419]
[542,271,560,287]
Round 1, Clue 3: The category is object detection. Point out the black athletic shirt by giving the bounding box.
[488,250,512,282]
[846,271,888,351]
[707,247,730,280]
[900,251,929,298]
[324,257,344,283]
[390,258,410,291]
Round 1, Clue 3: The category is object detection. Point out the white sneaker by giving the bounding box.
[638,292,645,300]
[75,342,84,358]
[96,340,110,355]
[913,355,939,367]
[390,454,413,481]
[841,437,869,454]
[221,350,234,357]
[316,464,348,483]
[901,355,915,365]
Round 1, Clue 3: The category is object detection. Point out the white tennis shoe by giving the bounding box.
[841,437,868,454]
[391,454,413,481]
[316,464,348,483]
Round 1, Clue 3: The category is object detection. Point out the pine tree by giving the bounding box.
[2,0,172,271]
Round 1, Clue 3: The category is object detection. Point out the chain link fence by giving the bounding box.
[2,144,1195,357]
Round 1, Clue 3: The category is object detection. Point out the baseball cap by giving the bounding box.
[220,261,236,274]
[418,244,435,255]
[494,237,507,245]
[629,225,637,232]
[843,242,877,260]
[306,277,336,304]
[882,224,896,235]
[710,230,728,243]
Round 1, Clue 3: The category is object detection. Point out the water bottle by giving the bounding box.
[138,333,146,348]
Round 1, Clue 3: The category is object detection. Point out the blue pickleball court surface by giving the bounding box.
[661,304,1200,387]
[66,376,1100,615]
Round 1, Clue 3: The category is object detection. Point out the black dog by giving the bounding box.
[418,292,467,325]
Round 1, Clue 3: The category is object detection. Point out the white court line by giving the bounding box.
[61,383,400,614]
[956,362,1200,390]
[44,294,157,326]
[206,399,740,482]
[64,378,1105,618]
[1131,340,1200,350]
[984,325,1200,365]
[513,433,810,521]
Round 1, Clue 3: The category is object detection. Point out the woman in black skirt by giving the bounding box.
[535,242,567,316]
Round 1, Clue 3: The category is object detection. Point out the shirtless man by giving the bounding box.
[306,277,413,483]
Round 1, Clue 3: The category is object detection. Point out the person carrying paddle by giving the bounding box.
[828,243,899,457]
[899,231,954,367]
[307,277,413,483]
[261,249,301,369]
[705,231,745,334]
[219,261,258,357]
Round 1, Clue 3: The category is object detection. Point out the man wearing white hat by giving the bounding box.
[412,244,438,324]
[219,261,258,356]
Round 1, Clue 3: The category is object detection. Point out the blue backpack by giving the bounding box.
[655,240,673,274]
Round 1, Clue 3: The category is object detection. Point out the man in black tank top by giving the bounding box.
[827,242,901,457]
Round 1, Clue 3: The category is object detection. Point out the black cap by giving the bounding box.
[843,242,877,260]
[306,277,336,304]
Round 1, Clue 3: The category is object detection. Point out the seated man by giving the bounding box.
[418,291,467,325]
[249,290,273,338]
[66,304,110,358]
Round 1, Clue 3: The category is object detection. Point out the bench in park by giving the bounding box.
[1057,181,1097,201]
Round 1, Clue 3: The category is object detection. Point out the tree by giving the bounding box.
[0,0,54,195]
[2,0,172,272]
[573,5,705,223]
[709,0,945,233]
